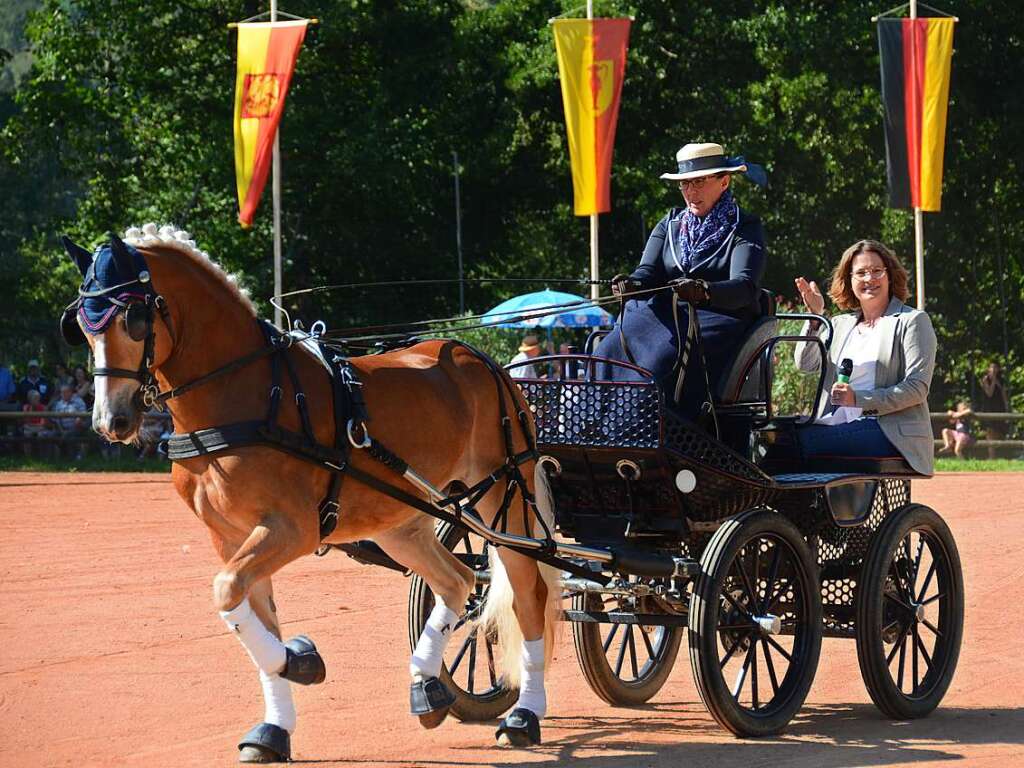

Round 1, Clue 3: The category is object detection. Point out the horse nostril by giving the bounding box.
[111,415,130,433]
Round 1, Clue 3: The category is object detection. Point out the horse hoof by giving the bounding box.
[410,677,455,729]
[495,708,542,747]
[238,722,291,763]
[280,634,326,686]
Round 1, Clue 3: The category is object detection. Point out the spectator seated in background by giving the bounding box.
[52,383,88,459]
[793,239,937,476]
[509,335,542,380]
[938,400,974,459]
[20,389,52,457]
[73,365,95,408]
[51,362,74,397]
[16,359,50,405]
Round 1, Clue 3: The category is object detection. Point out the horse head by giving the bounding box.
[60,232,168,443]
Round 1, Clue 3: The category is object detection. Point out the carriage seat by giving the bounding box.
[714,290,777,405]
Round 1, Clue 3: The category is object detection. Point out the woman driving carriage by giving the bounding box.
[793,239,937,475]
[594,142,768,421]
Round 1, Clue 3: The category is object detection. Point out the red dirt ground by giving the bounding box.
[1,472,1021,768]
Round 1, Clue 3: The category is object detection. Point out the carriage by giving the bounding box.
[61,227,964,756]
[403,292,964,737]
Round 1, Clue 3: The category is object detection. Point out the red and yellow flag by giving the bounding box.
[878,18,955,212]
[233,20,308,228]
[552,18,631,216]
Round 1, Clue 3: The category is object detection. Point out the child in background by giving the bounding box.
[938,400,974,459]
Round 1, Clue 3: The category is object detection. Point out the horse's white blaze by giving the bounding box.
[90,332,141,441]
[91,333,111,431]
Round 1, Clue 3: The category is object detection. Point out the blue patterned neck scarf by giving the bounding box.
[676,188,739,271]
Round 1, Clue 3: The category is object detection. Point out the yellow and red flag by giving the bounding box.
[233,20,308,227]
[552,18,631,216]
[877,17,955,211]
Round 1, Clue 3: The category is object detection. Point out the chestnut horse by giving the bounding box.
[61,225,558,762]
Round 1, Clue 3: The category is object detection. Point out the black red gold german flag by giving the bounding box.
[877,18,954,212]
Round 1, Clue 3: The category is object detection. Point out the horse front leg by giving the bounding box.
[375,515,476,730]
[213,519,322,763]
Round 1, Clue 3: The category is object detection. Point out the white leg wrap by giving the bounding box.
[260,671,297,733]
[515,637,547,719]
[409,599,459,679]
[220,597,287,675]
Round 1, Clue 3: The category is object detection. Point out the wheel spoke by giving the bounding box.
[638,623,657,660]
[627,626,639,679]
[916,560,938,604]
[920,591,946,607]
[761,638,780,696]
[613,625,630,677]
[717,622,756,631]
[731,644,753,699]
[914,624,934,671]
[883,591,914,612]
[920,617,944,638]
[467,631,478,693]
[602,622,620,653]
[896,630,907,691]
[719,631,747,669]
[750,640,760,710]
[448,632,474,676]
[763,635,793,662]
[886,622,913,665]
[912,534,925,584]
[735,549,759,612]
[762,545,782,616]
[721,587,755,620]
[911,622,920,693]
[752,541,763,614]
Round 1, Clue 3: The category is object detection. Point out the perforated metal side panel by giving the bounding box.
[518,380,661,449]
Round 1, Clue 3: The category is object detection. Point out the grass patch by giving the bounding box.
[935,458,1024,472]
[0,453,171,473]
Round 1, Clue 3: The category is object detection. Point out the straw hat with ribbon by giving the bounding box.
[659,143,768,187]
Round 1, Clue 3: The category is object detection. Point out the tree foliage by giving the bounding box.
[1,0,1021,410]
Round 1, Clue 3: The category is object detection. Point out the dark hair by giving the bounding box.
[828,239,910,311]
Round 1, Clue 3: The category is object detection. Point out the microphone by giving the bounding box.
[837,358,853,384]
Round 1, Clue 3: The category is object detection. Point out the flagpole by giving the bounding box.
[909,0,926,309]
[587,0,599,301]
[271,0,284,328]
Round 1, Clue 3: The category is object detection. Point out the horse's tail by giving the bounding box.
[480,463,561,689]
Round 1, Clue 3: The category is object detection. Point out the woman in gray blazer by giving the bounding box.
[793,239,937,475]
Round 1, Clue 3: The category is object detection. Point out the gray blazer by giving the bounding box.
[794,297,937,476]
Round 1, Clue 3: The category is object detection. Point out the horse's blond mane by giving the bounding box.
[123,223,257,315]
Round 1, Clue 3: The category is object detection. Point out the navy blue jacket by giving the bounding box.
[628,208,767,321]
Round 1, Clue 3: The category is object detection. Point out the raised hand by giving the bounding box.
[794,276,825,314]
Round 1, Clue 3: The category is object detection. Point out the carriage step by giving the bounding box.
[611,547,699,578]
[563,609,689,627]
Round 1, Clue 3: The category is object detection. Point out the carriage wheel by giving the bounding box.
[855,504,963,719]
[408,521,517,722]
[689,510,822,737]
[572,578,683,706]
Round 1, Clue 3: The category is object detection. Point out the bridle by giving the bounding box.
[62,259,292,411]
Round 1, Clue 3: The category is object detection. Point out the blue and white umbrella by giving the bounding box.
[481,289,613,329]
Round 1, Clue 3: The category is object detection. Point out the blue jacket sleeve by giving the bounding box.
[628,216,670,289]
[706,217,766,310]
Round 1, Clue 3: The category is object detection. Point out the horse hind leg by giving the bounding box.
[213,520,324,763]
[374,515,476,730]
[480,466,561,747]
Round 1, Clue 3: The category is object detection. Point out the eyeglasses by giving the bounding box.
[852,267,888,281]
[677,175,723,192]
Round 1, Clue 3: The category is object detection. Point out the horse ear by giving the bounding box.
[61,235,93,278]
[109,232,136,277]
